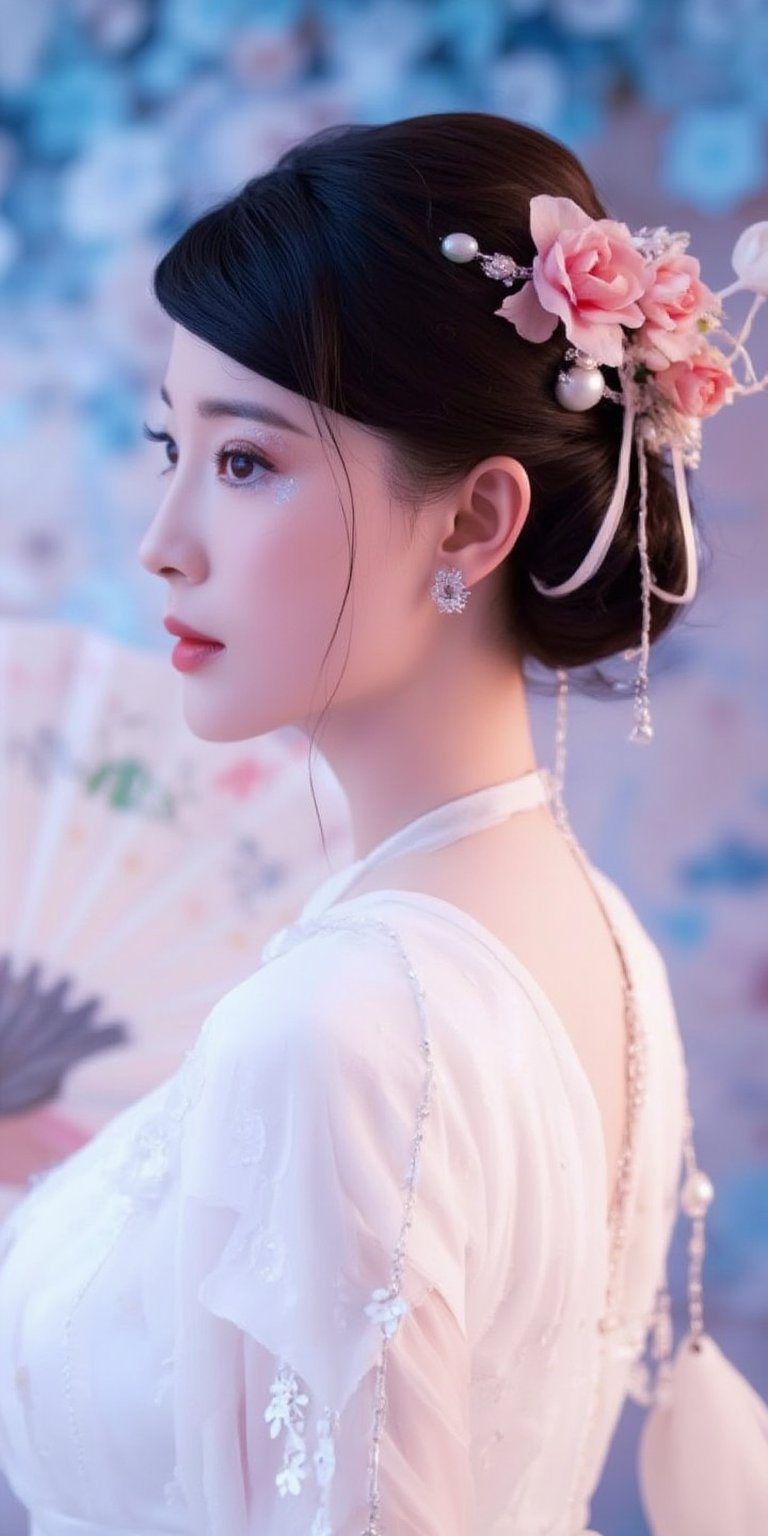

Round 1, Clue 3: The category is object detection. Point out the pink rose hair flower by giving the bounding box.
[635,244,721,371]
[653,343,736,419]
[495,193,650,367]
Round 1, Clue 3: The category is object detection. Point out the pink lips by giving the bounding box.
[163,617,225,673]
[170,637,225,672]
[163,616,222,645]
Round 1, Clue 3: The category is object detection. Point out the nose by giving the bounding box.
[138,486,207,582]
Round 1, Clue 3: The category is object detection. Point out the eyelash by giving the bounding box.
[141,423,275,488]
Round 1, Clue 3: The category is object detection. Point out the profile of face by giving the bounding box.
[138,324,529,746]
[138,325,419,743]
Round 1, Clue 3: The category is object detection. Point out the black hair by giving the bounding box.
[154,111,705,821]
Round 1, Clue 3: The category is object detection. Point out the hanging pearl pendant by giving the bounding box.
[555,361,606,412]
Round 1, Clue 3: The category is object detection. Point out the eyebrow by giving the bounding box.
[159,383,311,436]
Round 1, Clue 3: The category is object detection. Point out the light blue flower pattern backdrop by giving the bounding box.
[0,4,766,1533]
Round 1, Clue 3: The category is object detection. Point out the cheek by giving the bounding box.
[218,477,420,711]
[223,493,358,691]
[324,498,425,697]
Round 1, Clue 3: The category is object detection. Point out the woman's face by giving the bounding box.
[138,324,438,743]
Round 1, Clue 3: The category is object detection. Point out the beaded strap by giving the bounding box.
[546,740,715,1415]
[544,764,648,1333]
[626,1103,715,1412]
[261,910,436,1536]
[541,762,651,1526]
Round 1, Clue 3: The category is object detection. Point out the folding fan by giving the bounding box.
[0,617,352,1216]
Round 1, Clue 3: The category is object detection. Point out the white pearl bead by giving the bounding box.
[681,1167,714,1217]
[440,231,479,264]
[554,364,606,412]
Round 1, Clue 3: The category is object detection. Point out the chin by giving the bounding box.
[179,698,286,745]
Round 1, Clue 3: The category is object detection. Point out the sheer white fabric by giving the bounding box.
[0,865,686,1536]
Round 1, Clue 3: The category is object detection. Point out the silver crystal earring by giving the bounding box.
[431,566,471,613]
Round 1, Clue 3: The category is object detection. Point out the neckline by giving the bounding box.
[303,766,552,918]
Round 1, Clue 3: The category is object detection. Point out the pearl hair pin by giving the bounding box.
[440,231,606,415]
[439,231,479,263]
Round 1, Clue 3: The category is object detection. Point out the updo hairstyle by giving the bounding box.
[154,111,701,692]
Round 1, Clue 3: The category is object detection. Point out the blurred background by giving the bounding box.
[0,2,766,1533]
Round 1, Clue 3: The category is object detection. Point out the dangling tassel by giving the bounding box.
[636,1102,768,1533]
[549,666,571,835]
[625,428,654,745]
[626,429,702,745]
[638,1332,768,1534]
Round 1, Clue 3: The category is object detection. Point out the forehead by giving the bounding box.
[161,325,396,483]
[163,327,282,397]
[162,326,314,436]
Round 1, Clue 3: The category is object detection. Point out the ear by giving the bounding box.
[436,455,531,587]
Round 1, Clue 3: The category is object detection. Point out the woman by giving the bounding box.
[0,112,764,1536]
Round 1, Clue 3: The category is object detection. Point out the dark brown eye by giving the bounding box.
[228,452,254,480]
[217,446,273,487]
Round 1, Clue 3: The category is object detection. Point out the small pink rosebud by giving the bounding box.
[636,248,721,370]
[654,344,736,419]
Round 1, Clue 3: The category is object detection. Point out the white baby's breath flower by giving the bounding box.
[730,221,768,296]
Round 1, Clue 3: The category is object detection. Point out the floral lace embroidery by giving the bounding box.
[311,1406,340,1534]
[265,1360,310,1496]
[226,1218,286,1282]
[259,911,434,1536]
[100,1041,207,1202]
[264,1360,342,1525]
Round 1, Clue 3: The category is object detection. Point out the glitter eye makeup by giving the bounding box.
[273,475,298,505]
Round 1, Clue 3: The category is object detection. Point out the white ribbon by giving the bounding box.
[531,409,699,607]
[647,443,699,604]
[530,400,637,597]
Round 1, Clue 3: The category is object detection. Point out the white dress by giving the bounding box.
[0,766,687,1536]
